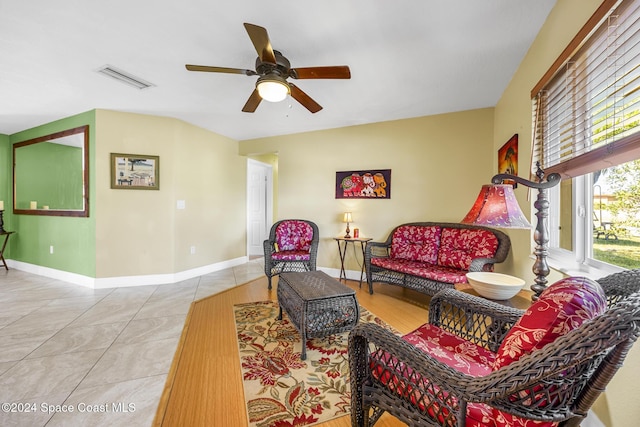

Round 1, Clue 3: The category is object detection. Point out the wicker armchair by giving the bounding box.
[263,219,319,289]
[349,277,640,427]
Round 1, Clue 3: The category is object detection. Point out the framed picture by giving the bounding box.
[335,169,391,199]
[498,134,518,187]
[110,153,159,190]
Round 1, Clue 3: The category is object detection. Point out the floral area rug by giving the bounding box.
[234,300,396,427]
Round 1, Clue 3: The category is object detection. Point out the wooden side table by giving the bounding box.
[334,237,372,287]
[0,231,15,270]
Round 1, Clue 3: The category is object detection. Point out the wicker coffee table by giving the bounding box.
[277,271,360,360]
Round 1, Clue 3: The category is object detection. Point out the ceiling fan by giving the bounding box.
[185,23,351,113]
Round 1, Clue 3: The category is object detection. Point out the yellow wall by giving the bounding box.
[494,1,636,425]
[240,108,498,273]
[95,110,246,278]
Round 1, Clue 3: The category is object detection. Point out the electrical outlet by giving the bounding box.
[50,245,54,254]
[190,246,196,255]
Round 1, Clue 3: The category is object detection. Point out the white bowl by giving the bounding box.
[465,272,526,300]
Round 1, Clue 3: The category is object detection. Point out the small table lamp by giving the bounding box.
[343,212,353,238]
[462,163,560,300]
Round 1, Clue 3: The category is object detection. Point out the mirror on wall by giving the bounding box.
[13,125,89,217]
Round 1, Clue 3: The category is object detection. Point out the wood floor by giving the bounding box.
[153,276,531,426]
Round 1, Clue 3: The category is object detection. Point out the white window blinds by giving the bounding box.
[532,0,640,179]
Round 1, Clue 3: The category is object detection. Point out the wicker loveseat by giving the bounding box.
[364,222,511,296]
[349,276,640,427]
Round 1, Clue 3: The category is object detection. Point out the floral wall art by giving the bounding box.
[335,169,391,199]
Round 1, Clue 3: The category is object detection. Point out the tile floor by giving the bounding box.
[0,259,265,427]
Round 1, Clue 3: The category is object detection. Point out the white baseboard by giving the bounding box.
[7,260,96,288]
[5,257,249,289]
[6,259,365,289]
[583,410,605,427]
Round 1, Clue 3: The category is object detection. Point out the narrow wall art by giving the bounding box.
[498,134,518,187]
[335,169,391,199]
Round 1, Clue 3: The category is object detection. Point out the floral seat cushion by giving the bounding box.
[370,323,496,426]
[402,323,496,375]
[368,277,607,427]
[275,220,314,252]
[271,250,311,261]
[370,258,468,284]
[437,227,499,270]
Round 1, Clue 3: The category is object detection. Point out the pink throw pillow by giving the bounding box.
[390,225,442,264]
[436,228,499,270]
[493,276,607,369]
[491,277,606,427]
[275,221,313,251]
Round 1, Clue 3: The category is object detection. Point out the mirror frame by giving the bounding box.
[13,125,90,217]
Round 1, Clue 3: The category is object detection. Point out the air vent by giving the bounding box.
[96,65,155,90]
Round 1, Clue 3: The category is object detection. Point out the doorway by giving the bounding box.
[247,159,273,257]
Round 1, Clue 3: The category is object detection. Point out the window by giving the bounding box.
[533,0,640,274]
[548,161,640,274]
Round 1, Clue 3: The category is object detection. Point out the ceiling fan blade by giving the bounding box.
[290,66,351,79]
[289,83,322,113]
[185,64,257,76]
[242,89,262,113]
[243,23,277,64]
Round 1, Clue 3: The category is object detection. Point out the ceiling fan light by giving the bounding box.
[257,76,289,102]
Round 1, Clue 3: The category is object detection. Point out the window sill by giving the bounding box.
[546,249,624,281]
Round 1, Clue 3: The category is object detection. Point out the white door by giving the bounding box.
[247,159,273,256]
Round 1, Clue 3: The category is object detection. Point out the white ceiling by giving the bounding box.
[0,0,556,141]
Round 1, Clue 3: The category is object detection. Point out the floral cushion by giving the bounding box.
[370,323,495,426]
[390,225,442,264]
[368,325,550,427]
[491,276,607,427]
[494,277,607,368]
[371,258,467,284]
[275,220,313,252]
[403,324,495,374]
[271,250,311,261]
[436,228,499,270]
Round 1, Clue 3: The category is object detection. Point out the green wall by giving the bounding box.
[8,111,96,277]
